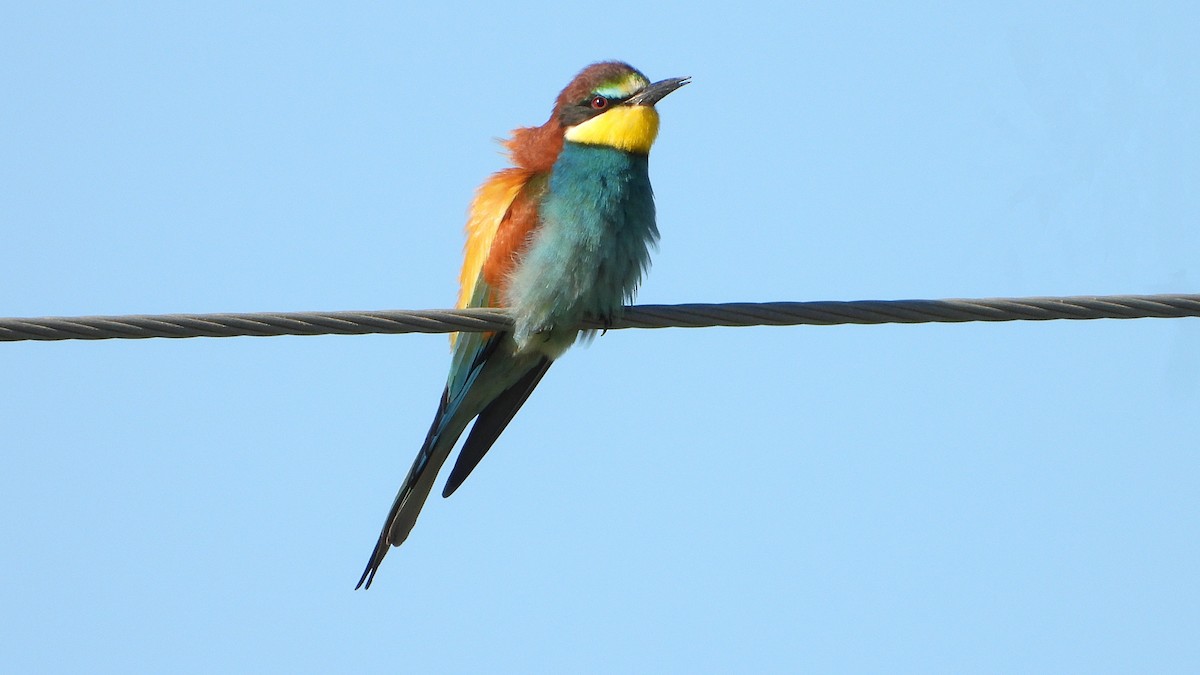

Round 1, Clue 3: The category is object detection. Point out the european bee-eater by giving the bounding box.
[357,62,688,589]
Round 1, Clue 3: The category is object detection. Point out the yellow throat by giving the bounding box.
[563,106,661,154]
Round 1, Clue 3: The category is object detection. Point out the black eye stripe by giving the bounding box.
[559,92,634,127]
[582,94,630,107]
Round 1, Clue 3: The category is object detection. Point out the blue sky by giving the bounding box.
[2,2,1198,672]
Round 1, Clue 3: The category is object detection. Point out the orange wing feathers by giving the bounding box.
[457,168,533,310]
[482,173,546,291]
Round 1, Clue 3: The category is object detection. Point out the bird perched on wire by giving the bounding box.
[357,61,688,589]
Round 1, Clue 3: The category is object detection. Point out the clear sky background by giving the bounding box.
[3,2,1198,672]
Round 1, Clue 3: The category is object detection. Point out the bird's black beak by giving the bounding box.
[627,76,691,107]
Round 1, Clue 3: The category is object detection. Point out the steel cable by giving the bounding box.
[2,293,1197,342]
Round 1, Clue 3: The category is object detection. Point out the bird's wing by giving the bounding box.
[449,169,547,397]
[456,168,540,312]
[439,167,552,489]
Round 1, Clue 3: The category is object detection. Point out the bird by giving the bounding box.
[357,62,688,589]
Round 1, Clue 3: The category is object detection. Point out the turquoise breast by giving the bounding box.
[504,141,659,353]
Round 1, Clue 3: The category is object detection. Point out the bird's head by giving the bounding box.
[556,61,690,154]
[505,62,688,169]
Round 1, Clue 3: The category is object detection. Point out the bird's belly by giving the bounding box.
[504,144,659,353]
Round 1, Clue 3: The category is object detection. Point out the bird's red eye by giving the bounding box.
[590,96,608,110]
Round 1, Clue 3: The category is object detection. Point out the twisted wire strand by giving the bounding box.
[1,294,1197,343]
